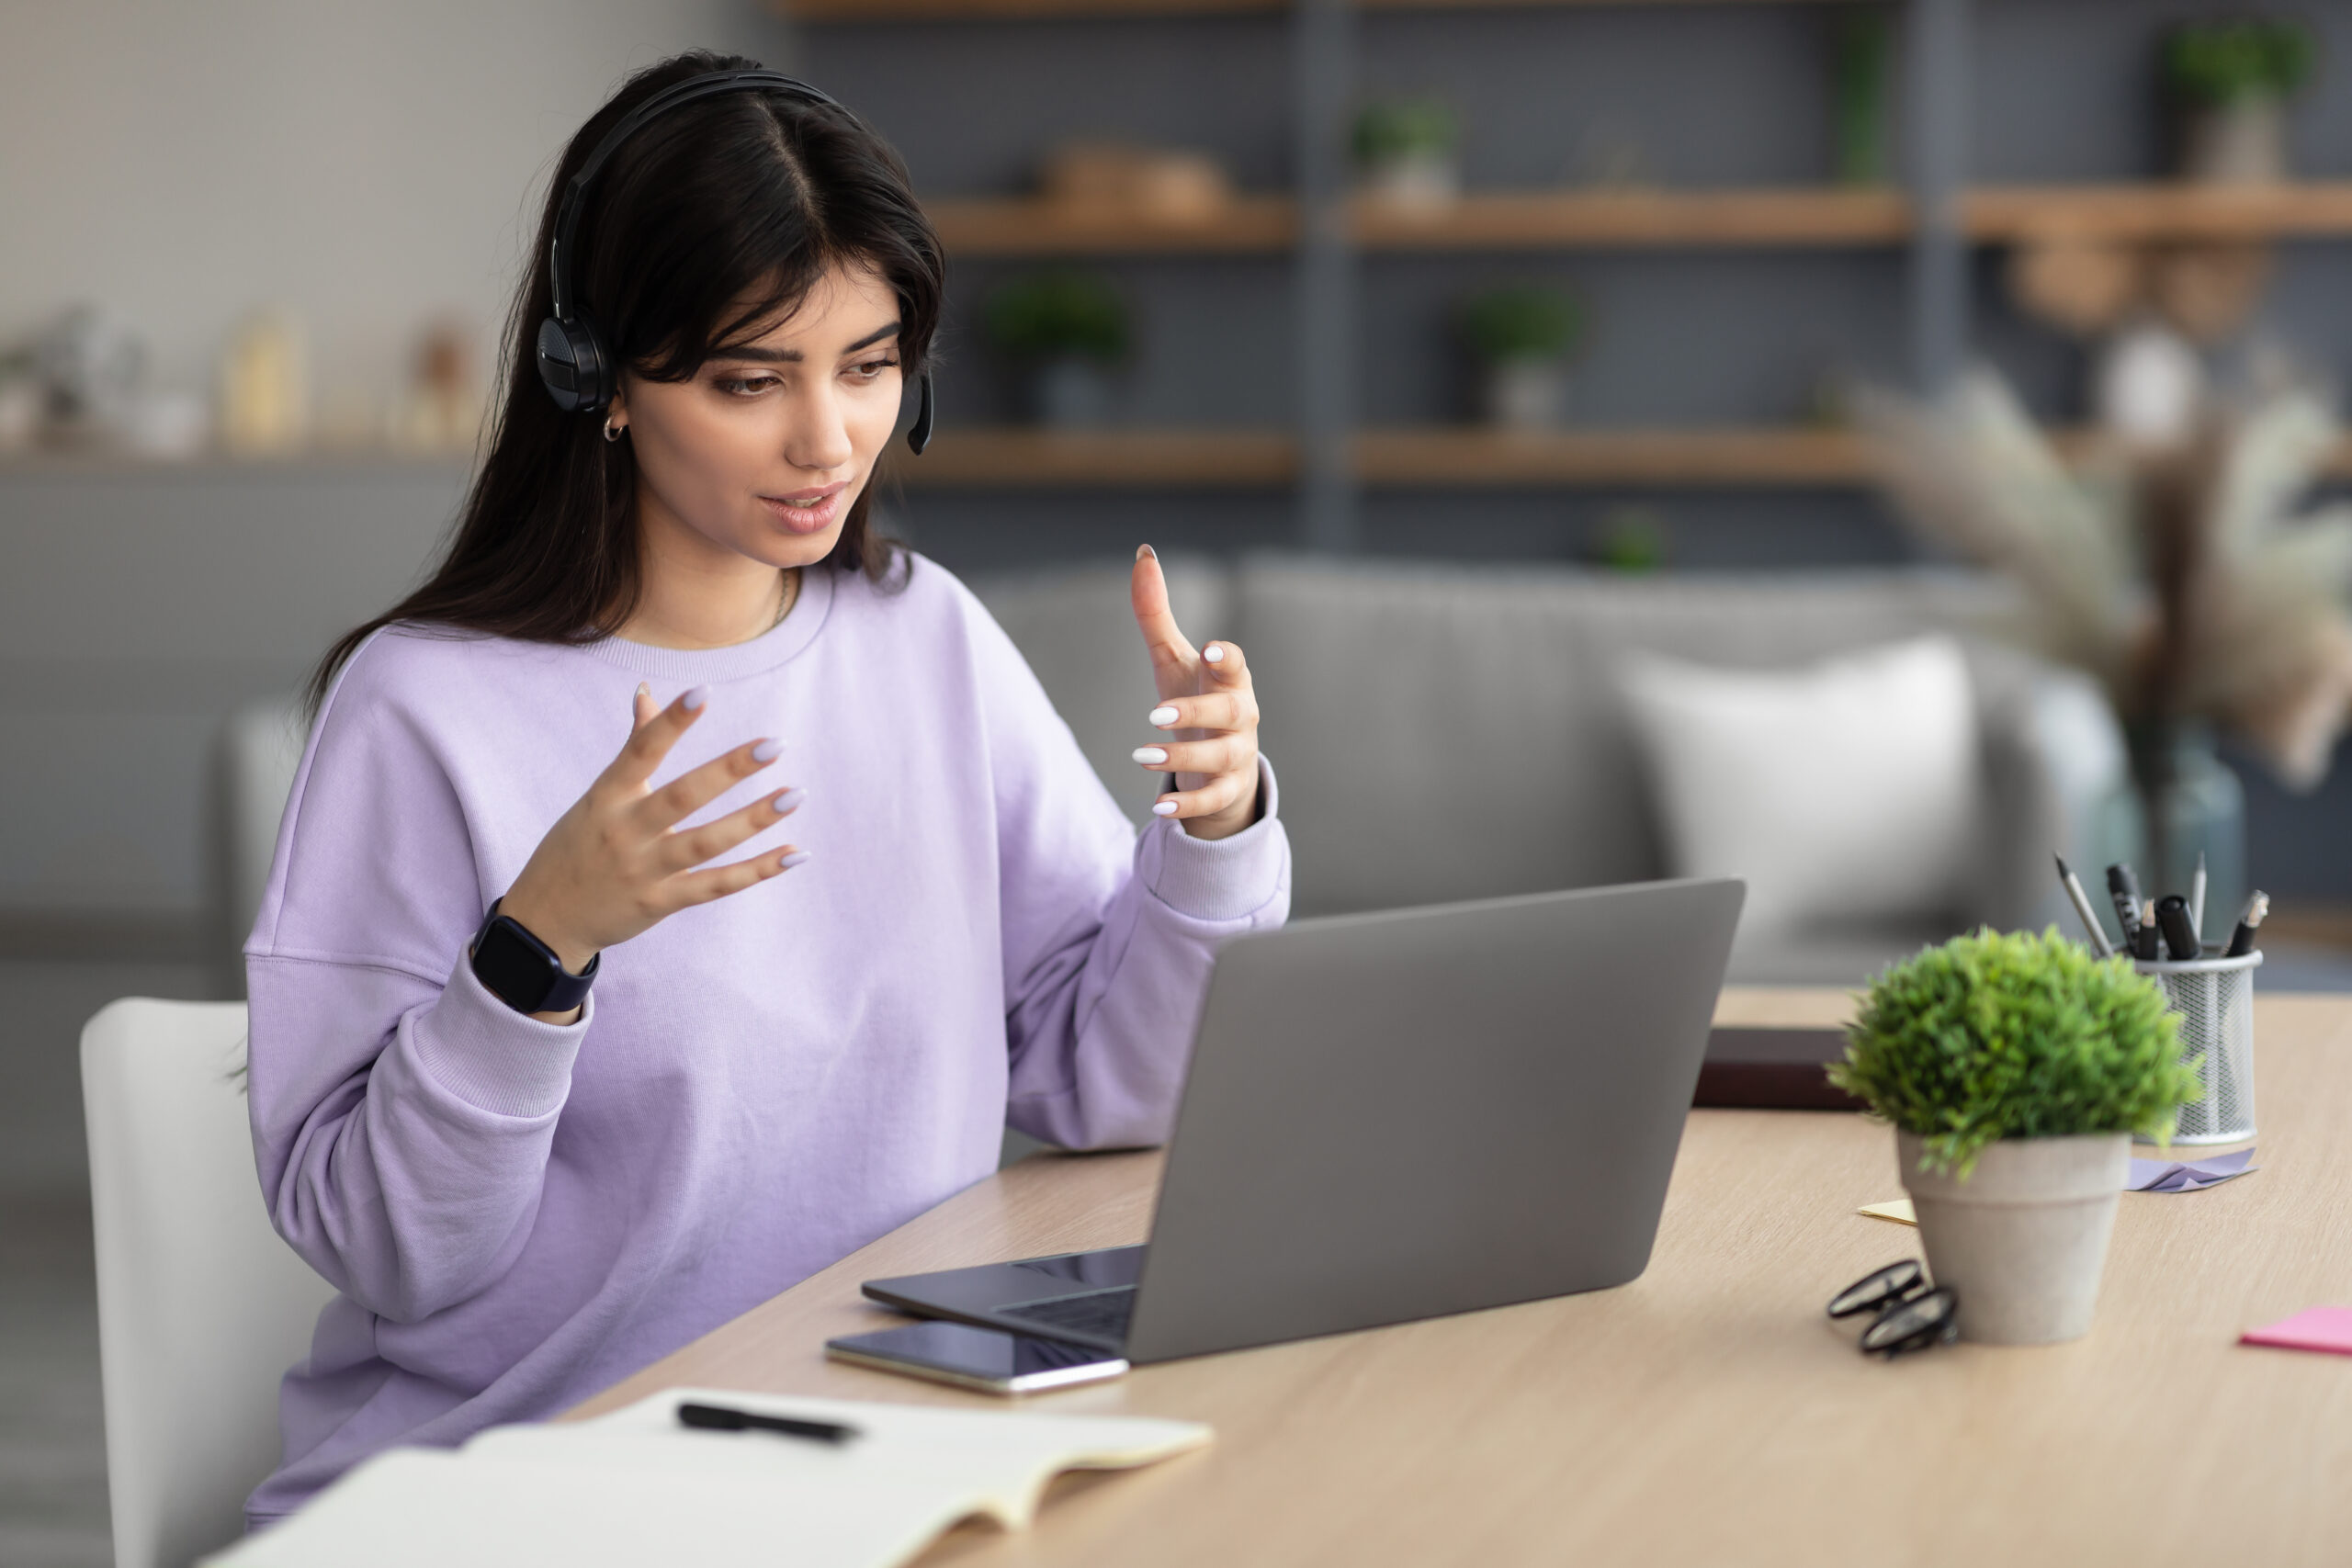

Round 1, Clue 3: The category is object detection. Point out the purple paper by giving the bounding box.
[2126,1146,2257,1192]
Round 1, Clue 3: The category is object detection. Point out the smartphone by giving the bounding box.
[824,1320,1128,1395]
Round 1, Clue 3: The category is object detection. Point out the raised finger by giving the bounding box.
[630,736,784,831]
[1199,639,1250,688]
[605,685,708,790]
[669,843,811,908]
[1148,771,1250,821]
[654,785,806,875]
[1148,691,1258,734]
[1131,737,1250,776]
[632,682,658,732]
[1129,544,1198,680]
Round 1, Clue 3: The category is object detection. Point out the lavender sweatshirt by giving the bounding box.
[243,555,1290,1523]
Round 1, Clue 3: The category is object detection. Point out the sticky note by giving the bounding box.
[1858,1200,1917,1225]
[2241,1306,2352,1356]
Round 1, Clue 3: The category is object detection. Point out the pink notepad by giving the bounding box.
[2240,1307,2352,1356]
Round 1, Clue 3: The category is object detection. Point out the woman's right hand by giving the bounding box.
[495,683,806,988]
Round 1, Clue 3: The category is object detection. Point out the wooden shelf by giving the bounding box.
[1965,183,2352,243]
[888,428,1298,485]
[920,184,2352,257]
[888,425,1873,487]
[1356,426,1870,485]
[1354,187,1909,249]
[926,195,1295,255]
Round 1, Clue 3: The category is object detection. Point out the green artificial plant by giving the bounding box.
[1458,283,1583,366]
[983,270,1131,365]
[1828,928,2200,1178]
[1351,97,1459,166]
[2164,17,2318,107]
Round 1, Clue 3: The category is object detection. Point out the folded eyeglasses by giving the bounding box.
[1827,1259,1959,1357]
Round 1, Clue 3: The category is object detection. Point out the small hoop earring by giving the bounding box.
[603,417,626,443]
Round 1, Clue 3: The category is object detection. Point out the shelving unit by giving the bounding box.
[798,0,2352,548]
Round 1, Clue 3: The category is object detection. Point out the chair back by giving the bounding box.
[81,998,335,1568]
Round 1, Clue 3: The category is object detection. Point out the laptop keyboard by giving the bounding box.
[999,1287,1136,1343]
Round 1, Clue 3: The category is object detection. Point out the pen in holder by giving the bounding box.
[2132,946,2261,1145]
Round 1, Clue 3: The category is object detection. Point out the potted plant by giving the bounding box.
[2163,17,2318,184]
[1458,284,1583,430]
[1352,96,1460,213]
[1828,929,2200,1345]
[983,270,1131,429]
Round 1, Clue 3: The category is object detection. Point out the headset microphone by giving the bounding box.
[536,67,934,456]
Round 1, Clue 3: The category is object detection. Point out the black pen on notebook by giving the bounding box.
[677,1402,860,1445]
[2225,891,2270,959]
[2054,856,2115,958]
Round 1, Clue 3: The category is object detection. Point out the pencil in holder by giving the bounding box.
[2132,946,2261,1145]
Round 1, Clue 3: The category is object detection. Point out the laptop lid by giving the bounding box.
[1121,876,1743,1363]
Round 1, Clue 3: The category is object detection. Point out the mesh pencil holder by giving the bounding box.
[2132,946,2261,1145]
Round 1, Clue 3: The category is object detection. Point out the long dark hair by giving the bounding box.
[306,51,944,715]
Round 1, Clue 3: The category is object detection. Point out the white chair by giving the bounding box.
[82,998,336,1568]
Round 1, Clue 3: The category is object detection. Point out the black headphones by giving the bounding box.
[535,67,934,455]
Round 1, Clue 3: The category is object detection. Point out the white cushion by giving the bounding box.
[1616,636,1984,935]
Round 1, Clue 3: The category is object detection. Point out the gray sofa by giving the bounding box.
[969,554,2122,986]
[217,555,2123,993]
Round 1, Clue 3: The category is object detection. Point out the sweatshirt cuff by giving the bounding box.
[1145,754,1286,922]
[407,950,593,1119]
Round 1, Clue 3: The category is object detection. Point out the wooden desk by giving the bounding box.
[570,989,2352,1563]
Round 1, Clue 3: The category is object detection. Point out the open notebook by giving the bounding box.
[203,1387,1212,1568]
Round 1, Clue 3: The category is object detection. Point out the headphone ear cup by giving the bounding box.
[906,370,934,455]
[536,316,611,413]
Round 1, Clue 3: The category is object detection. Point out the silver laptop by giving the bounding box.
[863,877,1744,1363]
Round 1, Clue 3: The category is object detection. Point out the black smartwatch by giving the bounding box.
[469,900,598,1016]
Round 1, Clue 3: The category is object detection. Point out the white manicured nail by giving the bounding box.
[1152,800,1180,817]
[1133,747,1169,765]
[1148,705,1180,728]
[781,849,811,868]
[1203,644,1225,663]
[750,738,782,763]
[682,685,709,711]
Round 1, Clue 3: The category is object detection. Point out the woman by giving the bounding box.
[243,51,1287,1527]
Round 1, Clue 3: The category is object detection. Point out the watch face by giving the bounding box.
[473,916,560,1014]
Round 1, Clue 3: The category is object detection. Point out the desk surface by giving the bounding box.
[569,988,2352,1564]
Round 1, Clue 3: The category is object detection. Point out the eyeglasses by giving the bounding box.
[1827,1259,1959,1357]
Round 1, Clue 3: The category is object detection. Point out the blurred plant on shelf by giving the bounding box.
[2163,16,2319,184]
[218,310,311,457]
[1591,504,1670,574]
[1828,5,1894,186]
[984,270,1131,429]
[0,305,208,459]
[1352,96,1459,214]
[1457,282,1583,430]
[1860,367,2352,919]
[1039,141,1234,227]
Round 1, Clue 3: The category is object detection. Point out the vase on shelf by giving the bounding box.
[2179,96,2290,185]
[2089,723,2247,946]
[1030,357,1116,430]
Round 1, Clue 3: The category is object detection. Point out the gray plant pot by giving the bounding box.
[1032,357,1116,429]
[1480,359,1570,430]
[2181,96,2290,185]
[1897,1129,2129,1345]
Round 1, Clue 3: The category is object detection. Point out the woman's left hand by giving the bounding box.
[1127,544,1262,840]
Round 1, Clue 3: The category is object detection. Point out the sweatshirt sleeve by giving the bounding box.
[243,636,590,1324]
[965,594,1293,1150]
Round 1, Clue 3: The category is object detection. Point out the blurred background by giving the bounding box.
[9,1,2352,1562]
